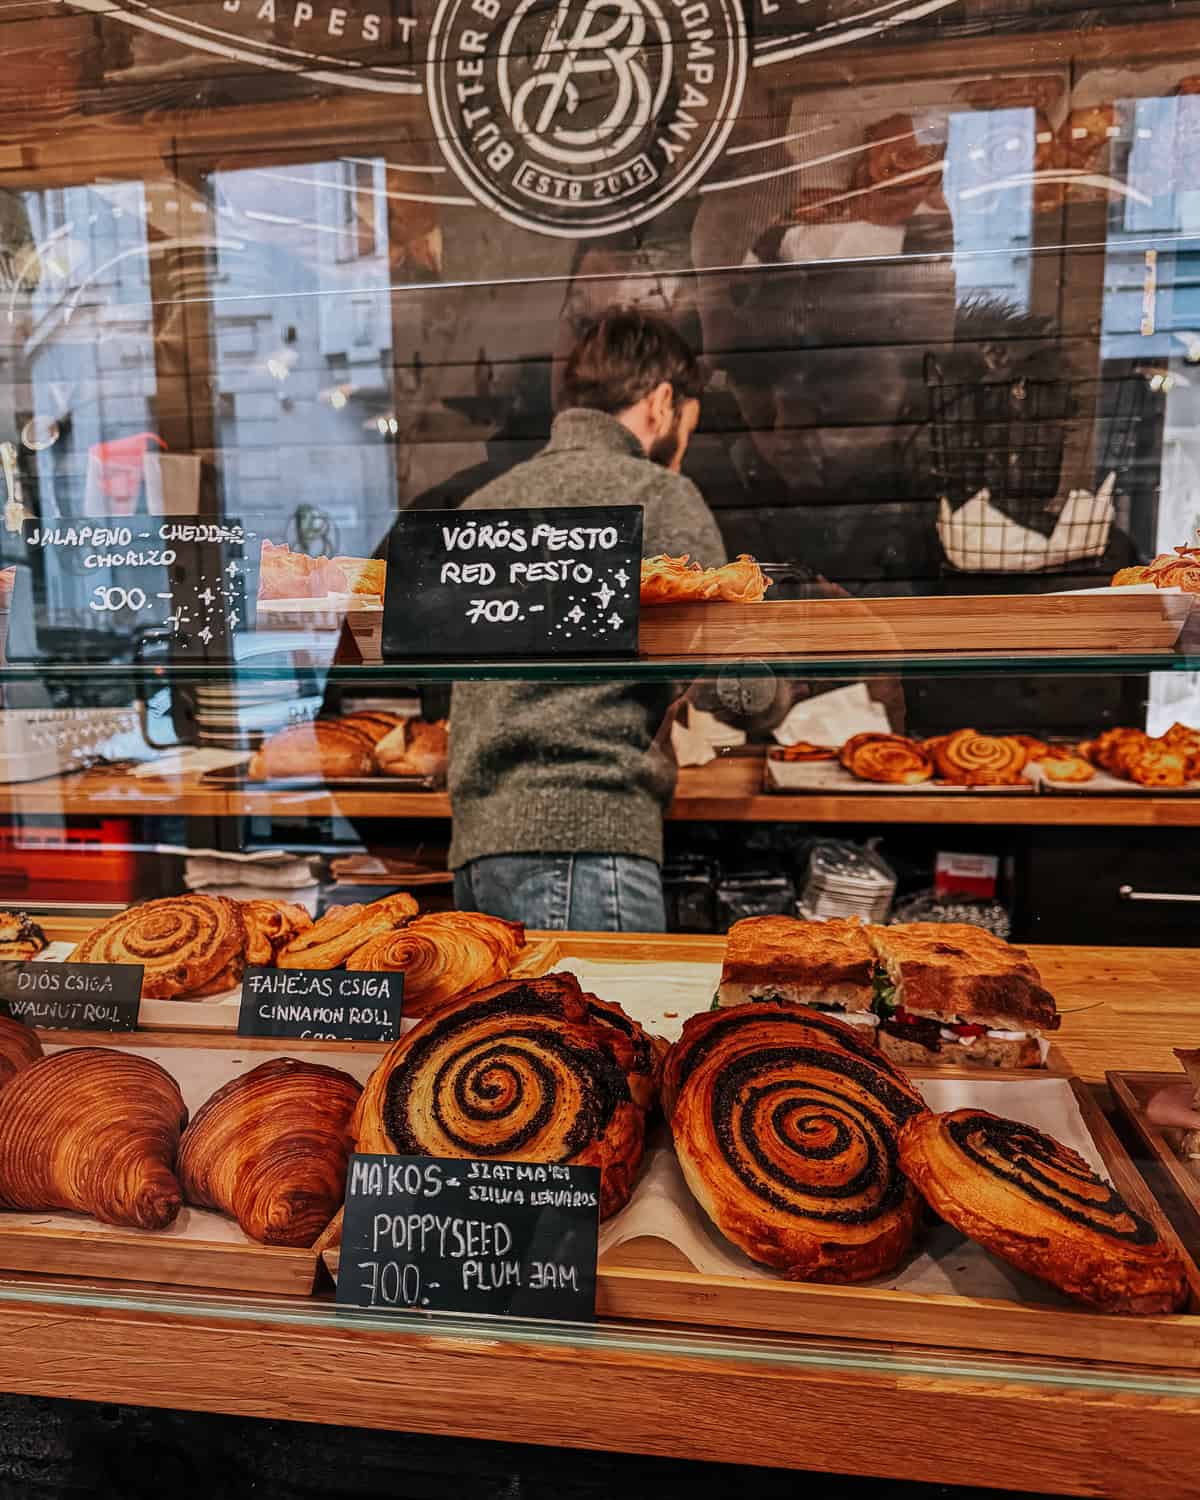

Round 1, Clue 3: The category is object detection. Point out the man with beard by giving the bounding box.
[448,308,726,932]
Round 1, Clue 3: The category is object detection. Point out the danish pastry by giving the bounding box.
[932,729,1027,786]
[345,910,525,1018]
[178,1058,361,1247]
[241,900,314,967]
[70,895,246,1000]
[276,893,418,970]
[0,1048,187,1229]
[899,1109,1189,1314]
[353,973,648,1219]
[840,733,932,785]
[667,1002,927,1281]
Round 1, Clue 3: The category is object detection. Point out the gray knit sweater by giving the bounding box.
[448,409,726,870]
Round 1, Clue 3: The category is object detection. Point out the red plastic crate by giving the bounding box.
[0,819,138,903]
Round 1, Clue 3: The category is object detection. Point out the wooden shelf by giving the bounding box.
[5,762,1200,827]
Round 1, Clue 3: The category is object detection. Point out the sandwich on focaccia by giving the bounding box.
[717,917,880,1037]
[717,916,1059,1067]
[866,922,1059,1069]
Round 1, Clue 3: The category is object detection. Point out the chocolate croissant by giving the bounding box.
[276,893,418,970]
[0,1016,41,1087]
[666,1003,927,1282]
[178,1058,361,1247]
[353,973,648,1219]
[69,894,247,1000]
[0,1048,187,1229]
[345,910,525,1018]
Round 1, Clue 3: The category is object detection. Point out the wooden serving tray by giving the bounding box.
[323,1079,1200,1367]
[638,592,1186,659]
[0,1034,389,1296]
[1108,1070,1200,1250]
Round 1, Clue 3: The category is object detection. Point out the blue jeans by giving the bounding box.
[454,854,666,933]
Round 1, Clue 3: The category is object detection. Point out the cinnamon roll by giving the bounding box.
[276,893,418,970]
[345,910,525,1019]
[666,1003,927,1281]
[240,899,314,967]
[70,895,247,1000]
[178,1059,361,1247]
[932,729,1027,786]
[0,1016,40,1087]
[899,1109,1188,1313]
[354,973,647,1219]
[0,1048,187,1229]
[839,733,933,785]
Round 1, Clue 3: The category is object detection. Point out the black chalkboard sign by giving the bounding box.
[0,962,142,1031]
[14,516,249,662]
[382,506,642,659]
[336,1153,599,1322]
[238,968,403,1042]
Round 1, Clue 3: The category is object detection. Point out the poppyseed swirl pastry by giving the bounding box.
[839,733,932,786]
[0,1048,187,1229]
[666,1003,928,1282]
[178,1059,361,1247]
[0,1016,41,1087]
[276,893,418,970]
[70,895,247,1000]
[932,729,1028,787]
[345,910,526,1019]
[898,1109,1189,1314]
[240,899,314,968]
[353,973,647,1219]
[0,911,47,962]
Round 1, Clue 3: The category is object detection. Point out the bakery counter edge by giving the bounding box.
[5,763,1200,825]
[0,1282,1197,1499]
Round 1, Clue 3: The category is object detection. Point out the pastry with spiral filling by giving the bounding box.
[932,729,1028,786]
[178,1058,361,1247]
[0,1016,40,1087]
[345,910,526,1019]
[839,733,932,785]
[0,911,47,962]
[667,1002,927,1281]
[0,1048,187,1229]
[70,894,247,1000]
[899,1108,1189,1313]
[353,973,648,1219]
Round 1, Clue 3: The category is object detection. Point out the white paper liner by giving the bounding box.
[600,1077,1104,1306]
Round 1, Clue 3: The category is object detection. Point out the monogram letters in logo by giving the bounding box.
[427,0,748,236]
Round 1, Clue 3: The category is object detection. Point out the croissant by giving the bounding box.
[276,893,418,970]
[345,910,525,1018]
[0,1016,41,1086]
[353,973,648,1219]
[240,899,314,967]
[70,895,247,1000]
[178,1058,361,1247]
[0,1048,187,1229]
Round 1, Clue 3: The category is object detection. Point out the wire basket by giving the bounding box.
[925,357,1154,574]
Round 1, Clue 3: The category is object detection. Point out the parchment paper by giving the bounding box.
[600,1077,1105,1307]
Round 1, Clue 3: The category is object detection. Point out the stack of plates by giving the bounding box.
[192,679,321,749]
[799,840,896,922]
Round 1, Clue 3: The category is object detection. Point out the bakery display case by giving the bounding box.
[3,0,1200,1493]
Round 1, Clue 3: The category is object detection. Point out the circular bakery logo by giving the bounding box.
[426,0,748,237]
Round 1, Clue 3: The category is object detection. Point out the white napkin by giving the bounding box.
[774,682,890,747]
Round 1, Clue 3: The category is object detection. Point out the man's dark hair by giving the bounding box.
[560,307,705,414]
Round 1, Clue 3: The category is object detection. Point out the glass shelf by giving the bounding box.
[2,651,1198,687]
